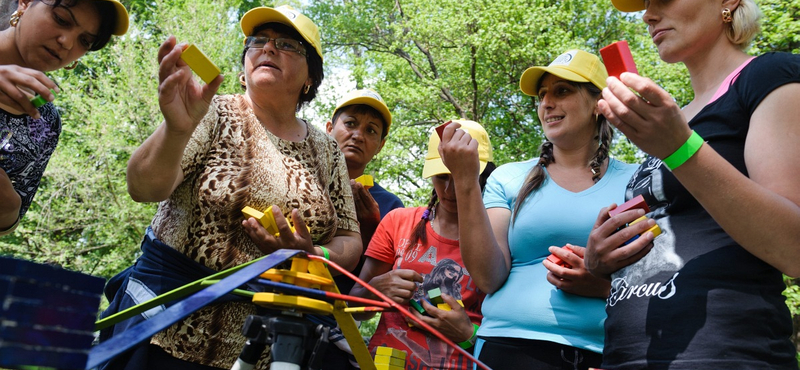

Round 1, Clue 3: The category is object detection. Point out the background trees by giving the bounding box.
[0,0,797,360]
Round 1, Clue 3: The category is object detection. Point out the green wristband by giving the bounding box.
[318,245,330,260]
[457,323,479,349]
[662,130,704,171]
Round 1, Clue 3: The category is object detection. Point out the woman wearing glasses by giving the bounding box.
[101,5,360,370]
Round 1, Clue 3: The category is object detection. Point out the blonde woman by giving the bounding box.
[586,0,800,368]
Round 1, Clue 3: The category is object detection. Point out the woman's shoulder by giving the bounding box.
[305,121,341,148]
[744,52,800,79]
[490,158,538,182]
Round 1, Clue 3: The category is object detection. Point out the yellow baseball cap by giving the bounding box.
[610,0,645,12]
[333,89,393,134]
[422,120,493,179]
[99,0,129,35]
[519,49,608,96]
[240,5,323,61]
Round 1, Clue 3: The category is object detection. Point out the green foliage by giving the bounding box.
[359,313,381,339]
[0,0,250,276]
[0,0,797,361]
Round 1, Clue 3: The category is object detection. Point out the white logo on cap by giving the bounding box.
[361,90,383,101]
[550,51,576,66]
[277,6,298,19]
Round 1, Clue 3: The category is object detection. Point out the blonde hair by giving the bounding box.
[727,0,762,50]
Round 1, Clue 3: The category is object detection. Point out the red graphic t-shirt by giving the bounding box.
[365,207,484,370]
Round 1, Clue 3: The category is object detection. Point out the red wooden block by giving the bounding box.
[608,194,650,218]
[435,120,453,139]
[545,245,576,269]
[600,40,638,79]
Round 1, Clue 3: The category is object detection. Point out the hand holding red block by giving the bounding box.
[600,40,638,79]
[546,245,578,269]
[435,120,453,139]
[608,194,649,218]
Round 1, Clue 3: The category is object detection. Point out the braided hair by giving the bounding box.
[409,162,497,246]
[512,81,612,223]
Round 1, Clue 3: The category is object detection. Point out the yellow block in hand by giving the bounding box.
[180,44,220,84]
[354,174,374,189]
[242,206,279,236]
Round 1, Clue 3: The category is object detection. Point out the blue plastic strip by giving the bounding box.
[85,249,301,370]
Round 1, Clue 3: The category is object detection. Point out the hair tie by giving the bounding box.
[421,209,431,220]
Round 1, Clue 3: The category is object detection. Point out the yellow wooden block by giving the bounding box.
[180,44,220,84]
[355,174,374,189]
[628,216,661,237]
[436,299,464,311]
[646,224,662,238]
[374,364,404,370]
[242,206,279,236]
[375,346,407,360]
[374,355,405,367]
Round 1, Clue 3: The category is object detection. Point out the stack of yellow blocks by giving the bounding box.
[242,205,307,237]
[374,346,407,370]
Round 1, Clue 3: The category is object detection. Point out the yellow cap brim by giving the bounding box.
[610,0,645,12]
[100,0,129,35]
[520,66,592,96]
[335,96,392,131]
[422,158,488,179]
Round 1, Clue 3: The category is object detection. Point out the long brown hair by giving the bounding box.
[512,81,613,223]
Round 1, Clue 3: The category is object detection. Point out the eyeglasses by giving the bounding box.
[245,36,306,57]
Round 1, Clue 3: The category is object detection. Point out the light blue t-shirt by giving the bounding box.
[477,158,637,353]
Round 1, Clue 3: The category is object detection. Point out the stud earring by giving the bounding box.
[9,10,21,27]
[722,8,733,23]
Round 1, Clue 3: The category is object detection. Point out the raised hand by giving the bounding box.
[156,36,223,137]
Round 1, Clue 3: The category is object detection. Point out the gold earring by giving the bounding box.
[239,73,246,86]
[303,84,311,94]
[9,10,21,27]
[64,60,79,70]
[722,8,733,23]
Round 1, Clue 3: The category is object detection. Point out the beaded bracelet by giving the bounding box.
[663,130,704,171]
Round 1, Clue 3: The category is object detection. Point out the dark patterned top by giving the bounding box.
[149,94,359,368]
[0,103,61,221]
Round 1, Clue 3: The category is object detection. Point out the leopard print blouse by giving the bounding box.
[148,94,358,368]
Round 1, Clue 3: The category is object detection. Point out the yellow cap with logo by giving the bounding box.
[519,49,608,96]
[422,120,493,179]
[240,5,323,60]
